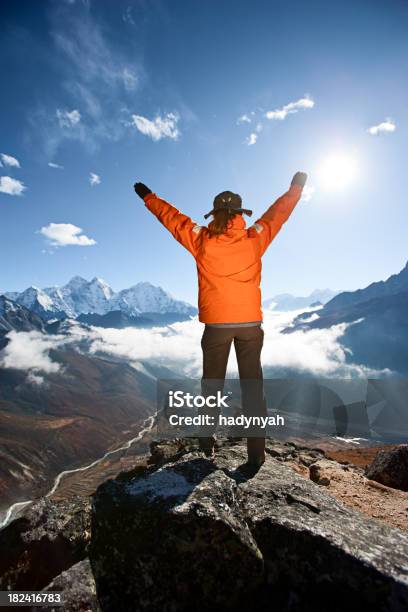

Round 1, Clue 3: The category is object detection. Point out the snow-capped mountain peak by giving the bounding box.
[56,276,114,316]
[0,295,20,315]
[263,289,340,312]
[5,286,55,315]
[112,282,194,315]
[0,295,45,333]
[63,275,89,292]
[89,277,114,300]
[3,277,197,321]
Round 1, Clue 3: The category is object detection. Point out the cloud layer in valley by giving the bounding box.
[0,330,67,378]
[0,310,389,384]
[86,310,384,378]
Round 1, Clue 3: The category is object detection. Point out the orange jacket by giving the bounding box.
[144,183,303,324]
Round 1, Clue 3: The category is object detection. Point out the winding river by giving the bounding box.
[0,415,155,530]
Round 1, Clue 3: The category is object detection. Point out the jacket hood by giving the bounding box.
[226,215,247,230]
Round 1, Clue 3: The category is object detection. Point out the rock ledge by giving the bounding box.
[90,439,408,612]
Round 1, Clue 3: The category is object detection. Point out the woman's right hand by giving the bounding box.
[291,172,308,188]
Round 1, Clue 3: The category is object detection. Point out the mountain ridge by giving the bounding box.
[287,260,408,375]
[3,276,197,321]
[263,288,340,311]
[323,260,408,312]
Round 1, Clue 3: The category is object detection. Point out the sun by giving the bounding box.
[317,153,358,192]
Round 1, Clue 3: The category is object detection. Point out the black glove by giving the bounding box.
[291,172,308,188]
[134,182,152,200]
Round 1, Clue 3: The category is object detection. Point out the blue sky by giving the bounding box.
[1,0,407,304]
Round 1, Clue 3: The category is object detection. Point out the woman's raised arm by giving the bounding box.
[134,181,202,257]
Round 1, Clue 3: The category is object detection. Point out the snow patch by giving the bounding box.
[333,436,370,445]
[126,467,194,501]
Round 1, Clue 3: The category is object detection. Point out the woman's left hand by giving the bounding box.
[134,182,152,199]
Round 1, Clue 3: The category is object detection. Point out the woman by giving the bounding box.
[134,171,307,467]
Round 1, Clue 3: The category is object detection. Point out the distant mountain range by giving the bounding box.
[321,262,408,313]
[3,276,197,323]
[263,289,340,312]
[288,260,408,375]
[3,278,341,323]
[3,277,342,327]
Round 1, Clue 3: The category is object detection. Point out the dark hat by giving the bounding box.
[204,190,252,220]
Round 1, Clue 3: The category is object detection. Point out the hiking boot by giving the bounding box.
[237,460,263,478]
[199,436,216,460]
[247,437,266,467]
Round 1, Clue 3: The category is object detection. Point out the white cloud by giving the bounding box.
[0,330,66,375]
[0,310,388,388]
[131,112,180,141]
[245,133,258,146]
[265,96,314,121]
[122,67,138,91]
[85,310,386,379]
[0,176,26,196]
[1,153,21,168]
[56,108,81,128]
[28,10,144,156]
[367,119,396,135]
[27,372,46,385]
[87,321,202,375]
[237,113,252,124]
[39,222,96,246]
[52,14,140,99]
[48,162,64,169]
[30,8,193,158]
[301,185,315,202]
[89,172,101,186]
[122,6,135,25]
[243,121,262,145]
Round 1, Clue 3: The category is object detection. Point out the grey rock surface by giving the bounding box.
[0,496,91,591]
[37,558,100,612]
[90,439,408,612]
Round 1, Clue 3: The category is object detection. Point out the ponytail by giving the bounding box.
[207,209,241,236]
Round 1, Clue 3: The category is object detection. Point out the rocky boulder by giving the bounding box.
[365,445,408,491]
[38,559,100,612]
[0,496,91,591]
[90,439,408,612]
[309,458,350,486]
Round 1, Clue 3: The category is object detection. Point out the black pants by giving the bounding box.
[201,325,265,380]
[199,325,267,456]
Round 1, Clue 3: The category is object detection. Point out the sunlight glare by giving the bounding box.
[317,153,358,192]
